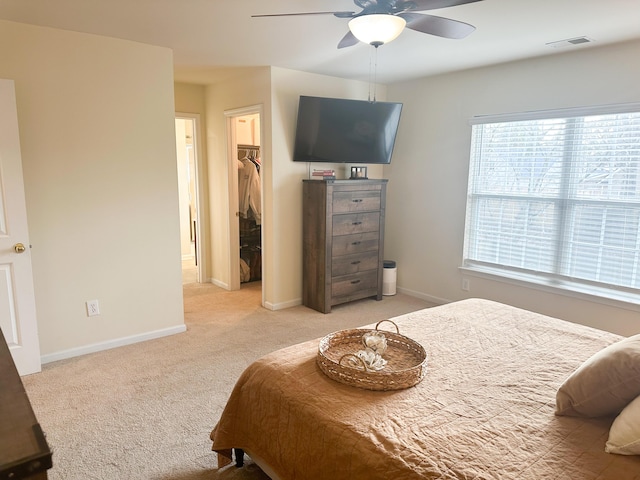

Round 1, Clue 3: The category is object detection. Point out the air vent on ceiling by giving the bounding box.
[546,36,594,49]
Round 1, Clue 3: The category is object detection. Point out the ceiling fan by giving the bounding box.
[252,0,484,49]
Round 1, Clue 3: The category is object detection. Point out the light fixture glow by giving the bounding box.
[348,14,407,46]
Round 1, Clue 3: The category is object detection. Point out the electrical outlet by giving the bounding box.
[462,278,470,292]
[86,299,100,317]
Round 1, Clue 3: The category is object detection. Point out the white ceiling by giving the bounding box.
[0,0,639,85]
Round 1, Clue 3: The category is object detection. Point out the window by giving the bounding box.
[463,104,640,302]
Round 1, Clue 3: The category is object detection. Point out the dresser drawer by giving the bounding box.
[333,189,381,214]
[332,270,379,299]
[332,251,379,277]
[332,212,380,236]
[332,231,379,256]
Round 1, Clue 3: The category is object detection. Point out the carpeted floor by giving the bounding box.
[22,281,435,479]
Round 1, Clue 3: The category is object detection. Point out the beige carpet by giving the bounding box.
[22,281,435,479]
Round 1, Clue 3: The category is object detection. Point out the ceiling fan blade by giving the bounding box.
[400,0,483,12]
[399,12,475,39]
[338,31,360,49]
[334,11,358,19]
[252,11,355,18]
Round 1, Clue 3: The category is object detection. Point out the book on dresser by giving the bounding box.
[302,178,387,313]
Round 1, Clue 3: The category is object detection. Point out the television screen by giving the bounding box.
[292,96,402,164]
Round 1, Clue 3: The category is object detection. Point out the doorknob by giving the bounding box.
[14,243,26,254]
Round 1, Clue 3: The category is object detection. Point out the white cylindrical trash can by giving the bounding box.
[382,260,397,296]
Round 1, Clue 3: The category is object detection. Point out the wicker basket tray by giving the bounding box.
[317,320,427,391]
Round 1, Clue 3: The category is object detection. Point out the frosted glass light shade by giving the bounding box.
[348,14,407,46]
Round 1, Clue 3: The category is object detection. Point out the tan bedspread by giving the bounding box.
[211,298,640,479]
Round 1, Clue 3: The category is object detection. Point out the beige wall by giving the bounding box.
[203,68,271,292]
[269,68,382,307]
[7,16,636,362]
[178,44,640,336]
[0,20,184,359]
[200,66,381,309]
[385,39,640,336]
[16,14,640,348]
[175,82,208,116]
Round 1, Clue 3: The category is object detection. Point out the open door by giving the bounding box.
[0,79,42,376]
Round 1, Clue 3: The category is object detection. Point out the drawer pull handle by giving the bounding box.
[351,260,361,265]
[351,241,361,246]
[352,199,363,203]
[352,221,362,225]
[350,279,361,285]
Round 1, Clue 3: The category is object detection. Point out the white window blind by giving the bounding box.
[464,107,640,298]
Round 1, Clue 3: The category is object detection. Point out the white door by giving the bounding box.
[0,79,41,376]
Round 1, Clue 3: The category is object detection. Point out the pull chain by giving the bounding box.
[368,44,380,103]
[372,45,378,102]
[368,45,373,102]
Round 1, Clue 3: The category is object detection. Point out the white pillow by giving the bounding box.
[606,394,640,455]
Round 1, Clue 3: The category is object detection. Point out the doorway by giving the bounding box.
[175,114,204,284]
[225,106,263,301]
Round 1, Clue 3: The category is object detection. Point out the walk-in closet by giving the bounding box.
[237,143,261,283]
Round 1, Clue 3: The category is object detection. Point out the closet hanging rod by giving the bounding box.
[237,144,260,150]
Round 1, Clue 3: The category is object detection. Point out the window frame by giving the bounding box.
[462,102,640,309]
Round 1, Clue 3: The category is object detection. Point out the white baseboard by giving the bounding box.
[41,324,187,365]
[397,286,449,306]
[264,298,301,311]
[210,278,229,289]
[39,289,445,365]
[265,289,447,312]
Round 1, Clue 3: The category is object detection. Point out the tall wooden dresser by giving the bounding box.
[302,179,387,313]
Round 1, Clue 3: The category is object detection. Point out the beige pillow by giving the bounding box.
[555,334,640,417]
[606,394,640,455]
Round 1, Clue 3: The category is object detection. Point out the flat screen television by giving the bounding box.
[292,95,403,164]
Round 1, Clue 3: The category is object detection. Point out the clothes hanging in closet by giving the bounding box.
[238,154,261,225]
[237,145,262,283]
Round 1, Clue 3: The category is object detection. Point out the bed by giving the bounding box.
[210,298,640,479]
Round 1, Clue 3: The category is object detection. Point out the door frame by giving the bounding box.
[224,104,264,298]
[176,112,205,283]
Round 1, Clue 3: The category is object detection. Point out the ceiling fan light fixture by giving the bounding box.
[348,14,407,46]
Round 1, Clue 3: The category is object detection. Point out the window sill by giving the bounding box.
[459,265,640,313]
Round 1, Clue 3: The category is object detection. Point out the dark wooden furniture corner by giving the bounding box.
[0,329,52,479]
